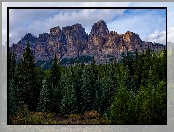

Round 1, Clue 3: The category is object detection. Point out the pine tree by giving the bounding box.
[49,54,61,89]
[110,87,135,124]
[135,84,155,124]
[9,51,16,81]
[9,80,17,115]
[73,62,84,113]
[161,48,167,81]
[100,76,113,114]
[60,71,78,114]
[93,76,102,113]
[37,79,52,113]
[14,59,24,103]
[21,41,39,111]
[153,81,167,124]
[122,67,136,98]
[9,51,18,115]
[80,67,94,112]
[48,53,62,113]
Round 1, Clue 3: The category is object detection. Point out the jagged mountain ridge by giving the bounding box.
[10,20,165,63]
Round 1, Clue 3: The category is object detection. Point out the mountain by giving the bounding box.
[9,20,165,64]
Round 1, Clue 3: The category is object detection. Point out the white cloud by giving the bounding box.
[107,9,166,42]
[8,9,127,45]
[3,2,131,46]
[146,30,166,45]
[3,2,173,46]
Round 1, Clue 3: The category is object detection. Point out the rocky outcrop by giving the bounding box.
[86,20,109,55]
[17,33,37,48]
[37,33,50,45]
[62,23,88,58]
[10,43,25,61]
[9,20,166,63]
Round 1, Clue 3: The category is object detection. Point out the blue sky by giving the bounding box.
[2,2,174,46]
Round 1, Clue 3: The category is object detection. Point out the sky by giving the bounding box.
[2,2,174,46]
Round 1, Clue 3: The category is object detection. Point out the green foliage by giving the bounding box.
[109,87,135,124]
[73,62,84,113]
[135,83,156,124]
[37,79,52,113]
[9,51,16,81]
[135,81,166,124]
[100,77,113,114]
[60,71,78,114]
[9,80,18,115]
[35,59,53,70]
[42,54,62,113]
[10,41,40,112]
[153,81,167,124]
[80,67,94,112]
[49,54,61,89]
[8,47,166,124]
[60,56,93,65]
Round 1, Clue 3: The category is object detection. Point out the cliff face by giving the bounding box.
[86,20,109,55]
[10,20,165,62]
[62,23,88,58]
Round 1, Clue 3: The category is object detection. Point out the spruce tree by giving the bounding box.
[9,80,17,115]
[60,71,78,114]
[21,41,39,111]
[49,53,62,113]
[93,76,102,113]
[37,79,52,113]
[73,62,84,113]
[80,67,94,112]
[135,84,155,124]
[100,76,112,114]
[122,67,136,98]
[9,51,18,115]
[110,87,135,124]
[9,51,16,81]
[153,81,167,124]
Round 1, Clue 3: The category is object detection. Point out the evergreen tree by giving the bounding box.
[49,54,61,89]
[14,60,24,103]
[135,83,155,124]
[9,51,16,81]
[48,53,62,113]
[122,67,136,98]
[161,48,167,81]
[60,71,78,114]
[110,87,135,124]
[153,81,167,124]
[80,67,94,112]
[93,76,102,113]
[9,51,18,115]
[100,76,114,114]
[9,80,18,115]
[21,41,39,111]
[37,79,52,113]
[73,62,84,113]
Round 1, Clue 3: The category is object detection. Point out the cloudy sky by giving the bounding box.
[2,2,174,46]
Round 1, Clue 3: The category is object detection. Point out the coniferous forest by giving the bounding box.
[8,41,167,124]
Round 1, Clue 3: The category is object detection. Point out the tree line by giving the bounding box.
[9,41,167,124]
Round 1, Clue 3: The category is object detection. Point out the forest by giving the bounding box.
[8,41,167,124]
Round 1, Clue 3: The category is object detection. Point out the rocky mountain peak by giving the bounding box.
[50,26,62,37]
[90,20,109,36]
[17,33,37,47]
[10,20,165,63]
[37,33,50,45]
[62,23,88,58]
